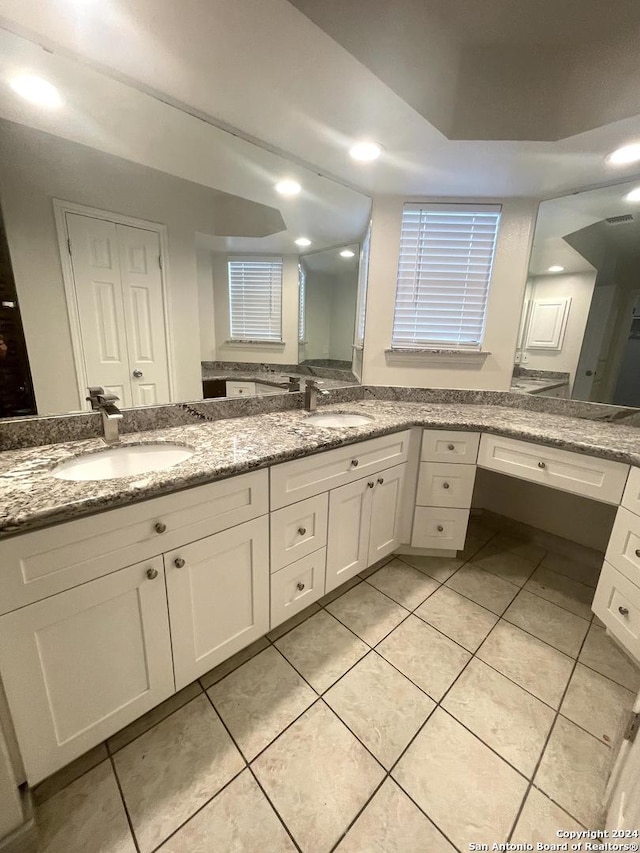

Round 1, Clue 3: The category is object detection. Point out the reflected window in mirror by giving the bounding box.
[228,257,283,343]
[298,262,306,345]
[354,222,371,350]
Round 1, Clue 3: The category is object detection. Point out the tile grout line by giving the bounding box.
[108,752,141,853]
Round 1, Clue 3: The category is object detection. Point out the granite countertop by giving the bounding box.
[201,370,355,391]
[510,378,569,395]
[2,399,640,538]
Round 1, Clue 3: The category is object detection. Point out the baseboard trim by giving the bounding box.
[0,818,37,853]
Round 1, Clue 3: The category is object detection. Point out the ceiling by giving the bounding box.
[2,0,640,198]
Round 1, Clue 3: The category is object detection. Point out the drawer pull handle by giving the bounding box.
[447,444,455,451]
[437,525,444,532]
[619,606,630,617]
[377,477,384,485]
[298,527,307,536]
[154,522,167,534]
[443,482,450,489]
[635,549,640,559]
[367,481,375,489]
[351,459,359,467]
[174,557,186,569]
[297,582,305,591]
[146,567,158,580]
[537,461,546,469]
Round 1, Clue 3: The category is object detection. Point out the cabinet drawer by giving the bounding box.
[271,549,326,629]
[416,462,476,509]
[605,506,640,586]
[478,434,629,505]
[421,430,480,464]
[411,507,469,550]
[226,381,256,397]
[622,467,640,517]
[593,561,640,665]
[270,430,411,509]
[270,494,328,572]
[0,470,268,614]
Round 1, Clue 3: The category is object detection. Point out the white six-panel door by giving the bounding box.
[66,213,170,408]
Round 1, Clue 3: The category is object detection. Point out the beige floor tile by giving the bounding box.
[113,694,244,853]
[579,623,640,691]
[335,778,456,853]
[396,553,464,583]
[541,552,601,589]
[477,621,574,708]
[36,760,135,853]
[471,540,539,587]
[511,787,584,844]
[458,533,488,562]
[275,609,368,692]
[326,582,409,646]
[324,653,435,768]
[535,716,611,826]
[252,702,385,853]
[318,575,362,606]
[503,590,589,657]
[158,769,295,853]
[442,658,554,777]
[34,743,108,806]
[487,532,547,565]
[108,681,202,753]
[207,646,315,760]
[561,662,635,745]
[359,554,395,579]
[266,603,321,642]
[467,517,498,542]
[524,566,594,620]
[366,558,439,609]
[377,614,470,700]
[392,708,528,850]
[200,636,271,689]
[415,585,498,652]
[446,563,519,615]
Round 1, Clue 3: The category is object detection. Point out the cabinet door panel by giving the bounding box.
[0,557,173,783]
[368,464,406,565]
[326,479,372,593]
[166,517,269,689]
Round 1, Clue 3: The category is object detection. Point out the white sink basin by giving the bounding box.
[53,444,194,481]
[305,412,374,427]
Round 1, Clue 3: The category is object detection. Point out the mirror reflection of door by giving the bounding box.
[63,211,171,409]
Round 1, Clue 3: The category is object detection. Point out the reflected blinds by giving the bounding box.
[228,258,283,341]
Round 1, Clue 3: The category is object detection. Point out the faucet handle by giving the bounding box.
[86,386,120,408]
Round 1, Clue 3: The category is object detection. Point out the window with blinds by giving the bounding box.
[298,262,306,343]
[354,223,371,348]
[228,257,283,342]
[391,203,501,350]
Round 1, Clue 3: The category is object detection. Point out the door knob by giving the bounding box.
[133,369,143,378]
[537,461,546,469]
[296,582,305,591]
[447,444,455,451]
[351,459,359,467]
[367,481,375,488]
[298,527,307,536]
[377,477,384,485]
[437,525,444,532]
[174,557,186,568]
[443,482,450,489]
[619,606,630,617]
[146,567,158,580]
[154,522,167,534]
[635,549,640,558]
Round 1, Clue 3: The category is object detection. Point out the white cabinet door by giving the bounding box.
[525,297,571,350]
[368,464,406,565]
[166,517,270,689]
[0,557,174,783]
[326,478,373,593]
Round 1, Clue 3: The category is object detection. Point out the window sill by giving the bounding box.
[385,348,491,365]
[225,339,286,347]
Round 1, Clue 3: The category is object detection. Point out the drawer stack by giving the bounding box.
[410,430,480,551]
[595,467,640,662]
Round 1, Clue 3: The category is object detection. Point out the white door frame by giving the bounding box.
[53,199,176,410]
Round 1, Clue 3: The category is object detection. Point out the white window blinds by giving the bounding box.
[354,223,371,347]
[298,262,306,343]
[228,257,283,342]
[391,203,501,350]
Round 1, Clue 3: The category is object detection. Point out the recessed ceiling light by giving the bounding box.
[548,265,565,273]
[349,140,383,162]
[295,237,311,247]
[275,179,301,196]
[10,75,63,109]
[625,187,640,202]
[340,249,355,258]
[606,143,640,166]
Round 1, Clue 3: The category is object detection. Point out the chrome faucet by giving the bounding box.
[304,379,329,412]
[86,386,123,446]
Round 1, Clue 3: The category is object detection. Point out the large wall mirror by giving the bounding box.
[0,29,371,418]
[516,181,640,406]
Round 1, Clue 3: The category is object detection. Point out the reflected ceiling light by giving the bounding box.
[625,187,640,202]
[349,140,383,162]
[548,265,565,273]
[10,75,63,108]
[275,179,301,196]
[340,249,356,258]
[295,237,311,247]
[606,143,640,166]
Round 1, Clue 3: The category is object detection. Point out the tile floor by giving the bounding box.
[34,517,640,853]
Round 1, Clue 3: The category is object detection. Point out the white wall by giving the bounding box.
[196,246,216,362]
[522,271,597,389]
[361,196,538,389]
[211,253,300,364]
[329,271,358,362]
[302,273,332,361]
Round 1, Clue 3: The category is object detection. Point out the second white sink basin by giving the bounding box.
[53,443,194,481]
[305,412,374,427]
